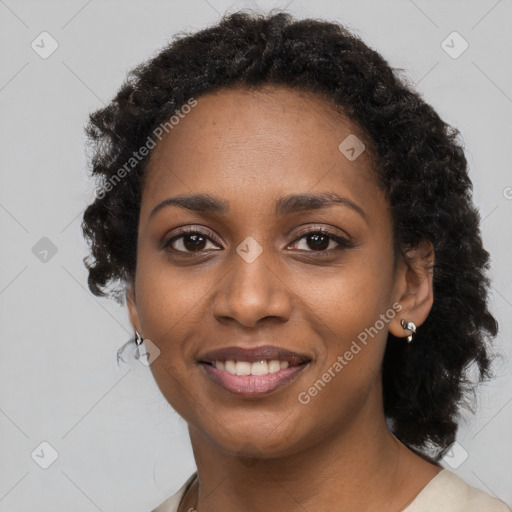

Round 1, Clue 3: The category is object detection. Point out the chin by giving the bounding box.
[197,416,310,460]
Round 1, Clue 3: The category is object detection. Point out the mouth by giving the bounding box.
[198,345,311,397]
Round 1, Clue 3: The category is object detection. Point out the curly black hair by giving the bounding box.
[81,10,499,462]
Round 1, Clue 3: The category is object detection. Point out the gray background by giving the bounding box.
[1,0,511,510]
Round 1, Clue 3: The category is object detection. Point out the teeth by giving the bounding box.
[268,360,281,373]
[235,361,251,376]
[225,360,236,374]
[250,360,268,375]
[213,359,293,375]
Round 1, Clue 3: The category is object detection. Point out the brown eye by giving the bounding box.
[304,233,331,251]
[289,228,354,253]
[163,228,221,254]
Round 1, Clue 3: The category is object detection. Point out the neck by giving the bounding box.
[181,394,441,512]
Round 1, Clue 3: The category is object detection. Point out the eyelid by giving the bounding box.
[162,225,222,249]
[287,227,355,253]
[290,224,353,244]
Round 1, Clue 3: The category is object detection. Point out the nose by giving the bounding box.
[211,246,292,328]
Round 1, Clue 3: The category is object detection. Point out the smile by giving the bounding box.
[200,359,310,396]
[211,359,291,375]
[197,344,312,396]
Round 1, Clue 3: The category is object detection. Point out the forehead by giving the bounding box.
[141,85,384,222]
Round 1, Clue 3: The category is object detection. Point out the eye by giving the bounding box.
[163,226,355,255]
[288,227,354,253]
[163,227,222,254]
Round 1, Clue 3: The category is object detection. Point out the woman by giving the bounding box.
[81,10,511,512]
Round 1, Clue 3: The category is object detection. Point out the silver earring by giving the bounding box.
[135,330,144,346]
[400,320,416,343]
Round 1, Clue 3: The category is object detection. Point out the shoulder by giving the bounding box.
[151,472,197,512]
[402,468,511,512]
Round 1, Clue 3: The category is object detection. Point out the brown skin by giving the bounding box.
[127,85,441,512]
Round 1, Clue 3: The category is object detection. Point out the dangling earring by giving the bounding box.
[135,330,144,346]
[400,320,416,343]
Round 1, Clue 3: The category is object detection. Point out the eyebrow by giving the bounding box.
[149,192,368,223]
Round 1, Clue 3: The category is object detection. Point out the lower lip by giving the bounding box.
[200,363,309,397]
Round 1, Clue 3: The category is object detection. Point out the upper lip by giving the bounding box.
[198,345,311,366]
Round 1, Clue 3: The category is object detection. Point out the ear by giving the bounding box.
[126,281,143,335]
[389,239,434,340]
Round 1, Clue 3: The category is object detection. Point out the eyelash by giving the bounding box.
[162,226,355,255]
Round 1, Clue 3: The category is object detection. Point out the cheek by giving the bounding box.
[295,251,394,336]
[134,246,211,339]
[294,278,392,431]
[132,256,212,411]
[134,263,208,419]
[295,249,394,384]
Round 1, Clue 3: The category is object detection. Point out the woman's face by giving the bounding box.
[128,85,408,457]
